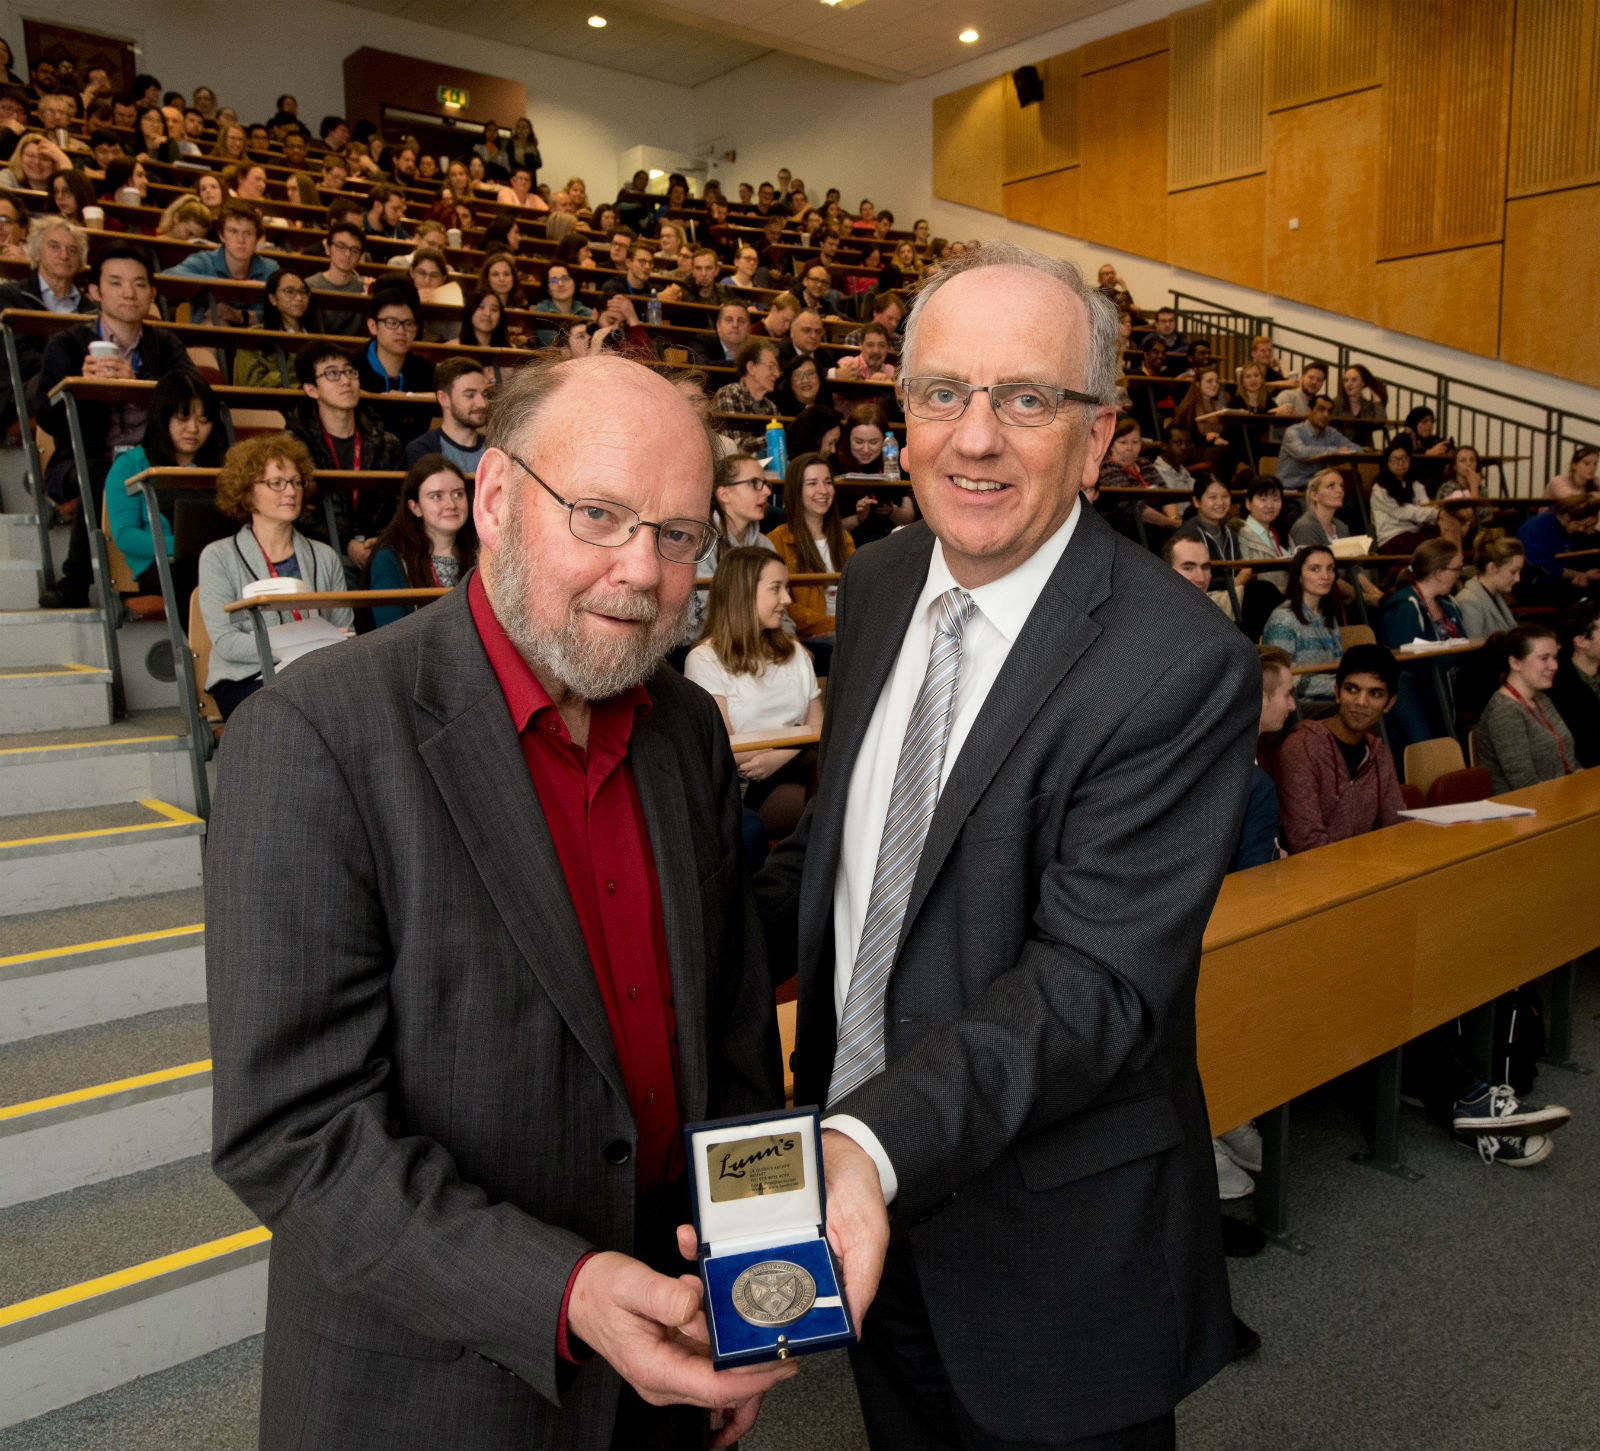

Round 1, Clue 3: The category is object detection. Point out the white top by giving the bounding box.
[826,499,1081,1201]
[683,641,818,735]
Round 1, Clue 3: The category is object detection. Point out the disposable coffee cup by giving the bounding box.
[446,228,463,248]
[87,340,118,360]
[81,206,105,229]
[115,187,141,206]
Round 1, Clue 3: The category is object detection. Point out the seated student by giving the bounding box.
[286,342,405,567]
[1095,416,1175,541]
[1164,532,1238,621]
[402,357,487,475]
[1174,475,1244,563]
[529,262,592,347]
[1454,529,1523,637]
[197,433,351,719]
[104,369,225,608]
[1262,546,1343,707]
[232,269,323,389]
[831,322,896,383]
[1544,602,1600,769]
[712,337,783,440]
[1275,395,1361,494]
[1518,495,1600,608]
[774,352,833,418]
[161,198,278,326]
[836,403,914,545]
[1545,443,1599,501]
[1236,475,1290,591]
[683,546,822,857]
[765,452,855,677]
[1368,442,1437,554]
[358,283,436,441]
[308,221,369,337]
[36,244,191,608]
[367,455,476,627]
[0,215,91,427]
[1476,625,1578,793]
[1379,538,1466,756]
[786,402,841,461]
[1233,645,1295,870]
[1275,643,1404,853]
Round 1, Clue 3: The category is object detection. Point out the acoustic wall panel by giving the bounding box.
[1002,168,1082,235]
[1502,185,1600,389]
[1080,51,1170,261]
[1002,52,1080,184]
[1268,0,1379,111]
[932,78,1005,215]
[1169,0,1267,191]
[1375,245,1503,357]
[1508,0,1600,198]
[1168,174,1266,290]
[1079,18,1170,76]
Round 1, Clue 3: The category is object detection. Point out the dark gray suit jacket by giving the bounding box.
[206,584,780,1451]
[757,504,1258,1442]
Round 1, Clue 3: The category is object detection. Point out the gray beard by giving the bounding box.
[485,502,688,702]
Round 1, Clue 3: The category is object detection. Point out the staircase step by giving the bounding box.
[0,709,192,813]
[0,889,206,1044]
[0,663,113,733]
[0,1157,267,1430]
[0,800,204,917]
[0,512,44,561]
[0,608,106,669]
[0,557,36,608]
[0,1004,210,1110]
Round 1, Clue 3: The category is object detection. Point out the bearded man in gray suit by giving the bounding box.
[757,242,1260,1451]
[207,355,794,1450]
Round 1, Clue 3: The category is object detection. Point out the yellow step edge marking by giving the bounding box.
[0,662,105,677]
[0,734,182,755]
[0,1225,271,1328]
[0,1059,212,1121]
[0,798,203,849]
[0,921,203,969]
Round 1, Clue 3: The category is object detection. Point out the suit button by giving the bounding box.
[604,1140,632,1166]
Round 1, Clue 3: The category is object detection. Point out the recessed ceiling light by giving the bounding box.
[822,1,843,7]
[588,14,607,26]
[958,28,978,42]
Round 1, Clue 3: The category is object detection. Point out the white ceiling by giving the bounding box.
[343,0,1129,88]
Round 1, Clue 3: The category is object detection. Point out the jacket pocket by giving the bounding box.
[1014,1090,1184,1191]
[960,790,1057,846]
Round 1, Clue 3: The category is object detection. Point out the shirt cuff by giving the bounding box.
[556,1250,598,1365]
[821,1113,898,1205]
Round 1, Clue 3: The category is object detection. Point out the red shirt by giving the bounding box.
[468,575,684,1362]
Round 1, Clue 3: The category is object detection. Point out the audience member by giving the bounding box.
[1445,443,1488,498]
[1096,416,1174,539]
[774,353,831,417]
[307,222,367,336]
[1334,363,1387,446]
[1272,361,1328,426]
[461,288,509,351]
[529,262,592,346]
[1173,476,1242,562]
[1547,602,1600,768]
[367,455,477,625]
[1454,530,1523,637]
[1476,625,1577,793]
[1233,645,1294,869]
[358,284,435,439]
[1379,538,1466,755]
[689,301,750,368]
[712,337,782,437]
[832,322,896,382]
[197,432,351,718]
[780,308,825,363]
[766,452,855,675]
[1164,532,1238,620]
[1517,495,1600,607]
[104,368,224,607]
[1369,442,1436,553]
[162,198,277,325]
[1262,546,1343,707]
[1395,405,1451,458]
[1545,443,1598,501]
[0,216,89,426]
[232,270,321,388]
[363,182,411,240]
[1276,394,1360,493]
[786,403,841,460]
[403,357,488,474]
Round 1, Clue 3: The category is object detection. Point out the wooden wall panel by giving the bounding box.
[1002,52,1080,183]
[1501,186,1600,390]
[1374,245,1502,357]
[1080,18,1169,75]
[1001,168,1082,235]
[1168,174,1266,290]
[1508,0,1600,198]
[1378,0,1513,260]
[1080,52,1170,261]
[1170,0,1267,190]
[1265,89,1379,321]
[1268,0,1379,110]
[932,78,1004,215]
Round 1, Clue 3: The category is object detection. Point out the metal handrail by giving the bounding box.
[1170,290,1600,498]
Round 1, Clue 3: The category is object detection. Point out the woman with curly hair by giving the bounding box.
[197,433,351,717]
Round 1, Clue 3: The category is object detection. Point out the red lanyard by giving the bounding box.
[1504,685,1571,774]
[253,531,302,621]
[321,424,361,513]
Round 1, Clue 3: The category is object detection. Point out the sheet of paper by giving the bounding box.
[267,618,348,666]
[1398,801,1536,825]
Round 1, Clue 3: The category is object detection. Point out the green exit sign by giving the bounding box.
[437,85,469,108]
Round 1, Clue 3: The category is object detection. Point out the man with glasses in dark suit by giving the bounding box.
[757,241,1260,1450]
[207,353,793,1449]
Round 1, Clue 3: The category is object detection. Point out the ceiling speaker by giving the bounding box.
[1012,65,1043,108]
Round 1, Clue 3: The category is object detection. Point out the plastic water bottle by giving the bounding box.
[646,290,662,326]
[766,417,788,478]
[882,431,901,481]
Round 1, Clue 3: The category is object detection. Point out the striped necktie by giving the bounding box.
[828,586,977,1108]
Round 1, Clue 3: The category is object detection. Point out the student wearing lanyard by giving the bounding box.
[358,283,436,442]
[1477,625,1579,793]
[366,456,478,627]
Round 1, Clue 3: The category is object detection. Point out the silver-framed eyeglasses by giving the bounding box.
[900,376,1100,427]
[506,452,719,565]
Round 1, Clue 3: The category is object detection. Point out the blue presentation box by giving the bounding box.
[684,1106,857,1369]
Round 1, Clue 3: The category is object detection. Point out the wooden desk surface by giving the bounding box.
[127,466,406,495]
[224,587,444,614]
[51,377,432,411]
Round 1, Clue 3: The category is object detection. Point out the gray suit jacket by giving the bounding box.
[756,505,1259,1442]
[206,583,780,1450]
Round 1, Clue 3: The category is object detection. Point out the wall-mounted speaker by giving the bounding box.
[1012,65,1043,108]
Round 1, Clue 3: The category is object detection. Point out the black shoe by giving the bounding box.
[38,586,89,609]
[1221,1215,1265,1258]
[1231,1313,1261,1360]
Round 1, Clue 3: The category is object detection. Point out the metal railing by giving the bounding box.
[1171,292,1600,497]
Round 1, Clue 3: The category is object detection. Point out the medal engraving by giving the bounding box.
[729,1260,817,1326]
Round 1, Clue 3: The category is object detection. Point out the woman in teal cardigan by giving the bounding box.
[366,455,477,626]
[1379,536,1468,759]
[105,370,226,609]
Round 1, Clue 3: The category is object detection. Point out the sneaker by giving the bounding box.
[1213,1138,1254,1199]
[1452,1084,1571,1138]
[1464,1132,1553,1168]
[1218,1121,1263,1173]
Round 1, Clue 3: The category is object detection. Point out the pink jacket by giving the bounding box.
[1275,718,1403,853]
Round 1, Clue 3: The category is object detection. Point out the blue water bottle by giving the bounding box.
[882,431,901,481]
[765,417,788,478]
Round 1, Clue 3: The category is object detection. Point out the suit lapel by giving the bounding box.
[412,591,626,1105]
[901,506,1115,933]
[626,703,708,1123]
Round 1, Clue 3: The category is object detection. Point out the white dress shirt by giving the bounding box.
[824,499,1081,1201]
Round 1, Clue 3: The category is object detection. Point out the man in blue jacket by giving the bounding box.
[160,198,277,325]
